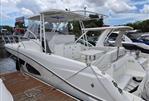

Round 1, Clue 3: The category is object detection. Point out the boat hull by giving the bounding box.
[5,47,103,101]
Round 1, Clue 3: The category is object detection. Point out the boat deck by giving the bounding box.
[0,71,77,101]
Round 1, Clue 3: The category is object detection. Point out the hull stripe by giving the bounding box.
[5,47,103,101]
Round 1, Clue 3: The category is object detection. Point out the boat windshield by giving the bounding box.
[45,22,70,35]
[24,20,40,39]
[24,20,72,39]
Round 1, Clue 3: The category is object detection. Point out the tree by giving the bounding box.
[2,25,13,33]
[68,14,104,37]
[68,21,81,37]
[125,19,149,32]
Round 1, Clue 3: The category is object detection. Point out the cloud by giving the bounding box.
[0,0,9,4]
[15,0,82,14]
[20,8,34,16]
[133,0,149,6]
[0,12,10,19]
[105,12,149,25]
[105,0,137,13]
[0,0,149,26]
[1,0,137,15]
[16,0,45,13]
[141,4,149,14]
[86,0,107,6]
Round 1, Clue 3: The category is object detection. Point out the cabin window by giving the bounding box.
[26,64,41,75]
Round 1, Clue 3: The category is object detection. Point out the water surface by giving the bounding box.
[0,48,16,74]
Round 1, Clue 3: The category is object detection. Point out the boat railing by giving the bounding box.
[77,38,94,47]
[3,35,46,52]
[75,31,94,47]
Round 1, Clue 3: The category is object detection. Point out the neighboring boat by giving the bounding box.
[125,30,142,42]
[136,34,149,45]
[4,9,145,101]
[126,30,149,45]
[80,27,149,69]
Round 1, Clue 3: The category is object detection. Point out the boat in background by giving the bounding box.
[136,34,149,45]
[81,27,149,70]
[126,30,149,45]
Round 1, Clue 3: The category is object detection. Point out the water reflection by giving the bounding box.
[0,58,16,73]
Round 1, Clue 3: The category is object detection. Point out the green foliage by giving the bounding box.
[1,25,13,33]
[83,19,103,28]
[68,21,81,37]
[15,22,25,28]
[126,19,149,32]
[68,15,104,37]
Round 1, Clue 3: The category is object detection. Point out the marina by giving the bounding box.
[0,1,149,101]
[1,9,148,101]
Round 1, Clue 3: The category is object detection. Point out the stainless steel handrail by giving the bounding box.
[4,35,46,52]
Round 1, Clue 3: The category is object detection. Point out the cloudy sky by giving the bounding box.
[0,0,149,26]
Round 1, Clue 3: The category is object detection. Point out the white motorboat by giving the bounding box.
[4,9,145,101]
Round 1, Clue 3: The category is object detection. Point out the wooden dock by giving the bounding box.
[0,72,77,101]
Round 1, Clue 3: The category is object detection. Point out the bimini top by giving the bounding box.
[82,26,133,32]
[28,9,107,23]
[28,9,87,22]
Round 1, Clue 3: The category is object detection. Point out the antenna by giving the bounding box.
[84,5,87,17]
